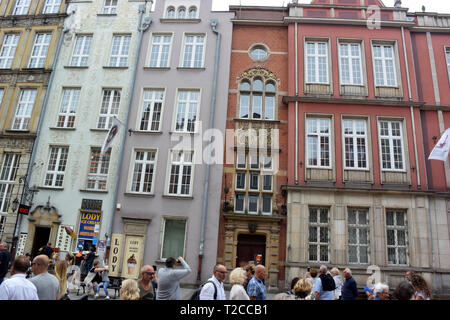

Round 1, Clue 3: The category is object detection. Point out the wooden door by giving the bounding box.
[236,234,266,267]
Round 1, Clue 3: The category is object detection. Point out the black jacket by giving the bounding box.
[342,276,358,300]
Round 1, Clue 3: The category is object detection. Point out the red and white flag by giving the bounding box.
[429,128,450,161]
[101,116,123,154]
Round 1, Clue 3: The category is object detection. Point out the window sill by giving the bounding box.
[103,66,129,69]
[176,67,206,71]
[160,18,201,23]
[131,130,163,135]
[4,129,30,133]
[124,192,155,198]
[64,66,89,69]
[80,189,108,193]
[233,118,281,123]
[143,67,170,71]
[162,194,193,200]
[38,186,64,191]
[97,14,117,17]
[90,128,109,132]
[49,127,76,131]
[169,131,200,136]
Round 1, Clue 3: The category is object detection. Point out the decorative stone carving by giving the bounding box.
[237,66,280,84]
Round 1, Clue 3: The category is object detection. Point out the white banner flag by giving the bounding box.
[429,128,450,161]
[101,116,123,154]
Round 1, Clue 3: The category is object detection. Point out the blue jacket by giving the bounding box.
[342,276,358,300]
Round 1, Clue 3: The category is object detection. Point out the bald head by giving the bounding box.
[32,254,49,275]
[320,265,328,274]
[255,265,266,280]
[0,242,7,250]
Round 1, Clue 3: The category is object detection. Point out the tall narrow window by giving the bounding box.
[57,88,80,128]
[97,89,121,129]
[70,35,92,67]
[166,6,175,19]
[343,119,368,169]
[131,150,156,194]
[0,153,20,214]
[309,207,329,262]
[234,194,245,212]
[0,34,20,69]
[378,120,404,170]
[161,219,186,259]
[12,89,37,130]
[149,35,171,68]
[305,41,329,84]
[28,33,51,68]
[109,35,131,67]
[12,0,31,15]
[446,49,450,84]
[43,0,61,14]
[139,89,164,132]
[177,7,186,19]
[248,195,258,213]
[339,43,363,85]
[262,195,272,214]
[235,172,246,190]
[86,148,111,190]
[103,0,117,14]
[0,89,4,105]
[188,7,197,19]
[182,35,205,68]
[386,210,408,265]
[44,146,69,187]
[168,151,193,196]
[348,208,370,264]
[174,90,199,133]
[372,44,397,86]
[306,118,331,168]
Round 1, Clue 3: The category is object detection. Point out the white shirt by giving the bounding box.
[230,284,250,300]
[0,273,38,300]
[199,275,226,300]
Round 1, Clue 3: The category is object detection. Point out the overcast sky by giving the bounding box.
[212,0,450,14]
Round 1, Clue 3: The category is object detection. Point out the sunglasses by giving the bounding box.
[144,272,155,275]
[217,270,228,274]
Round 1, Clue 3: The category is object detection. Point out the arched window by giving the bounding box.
[238,74,277,120]
[177,6,186,19]
[188,6,197,19]
[167,6,175,18]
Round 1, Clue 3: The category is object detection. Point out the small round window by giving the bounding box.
[249,45,269,62]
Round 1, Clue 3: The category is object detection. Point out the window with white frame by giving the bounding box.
[238,78,276,120]
[309,207,329,262]
[28,33,51,68]
[343,119,368,169]
[249,173,259,191]
[161,219,186,259]
[188,6,197,19]
[306,117,331,168]
[339,42,363,85]
[12,89,37,130]
[0,89,4,105]
[262,195,272,214]
[348,208,370,264]
[386,210,409,265]
[166,6,175,18]
[86,147,111,190]
[12,0,30,15]
[234,194,245,212]
[236,153,246,169]
[177,6,186,19]
[182,35,205,68]
[262,174,272,191]
[149,34,172,68]
[168,150,193,196]
[248,194,258,213]
[43,0,61,14]
[174,90,199,133]
[44,146,69,187]
[109,35,131,67]
[57,88,80,128]
[305,41,329,84]
[139,89,164,132]
[250,154,259,170]
[372,44,397,86]
[97,89,121,129]
[235,172,246,190]
[0,153,20,214]
[103,0,117,14]
[70,35,92,67]
[446,48,450,83]
[0,34,20,69]
[130,150,157,194]
[378,120,404,171]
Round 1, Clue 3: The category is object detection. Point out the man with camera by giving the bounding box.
[156,257,191,300]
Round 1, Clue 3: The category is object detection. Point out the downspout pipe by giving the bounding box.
[106,4,151,249]
[294,22,299,185]
[15,17,71,239]
[197,19,221,283]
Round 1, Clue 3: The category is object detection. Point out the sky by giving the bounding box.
[212,0,450,14]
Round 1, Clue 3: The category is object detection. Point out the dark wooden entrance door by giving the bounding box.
[31,227,51,257]
[236,234,266,268]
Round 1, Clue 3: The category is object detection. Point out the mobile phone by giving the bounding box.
[153,265,157,271]
[307,267,311,272]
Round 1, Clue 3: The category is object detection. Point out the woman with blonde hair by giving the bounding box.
[54,260,68,299]
[330,267,342,300]
[120,278,140,300]
[294,278,313,300]
[229,267,249,300]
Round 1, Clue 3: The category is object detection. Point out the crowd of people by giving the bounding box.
[0,242,435,301]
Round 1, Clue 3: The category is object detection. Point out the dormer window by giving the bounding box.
[166,6,175,19]
[188,6,197,19]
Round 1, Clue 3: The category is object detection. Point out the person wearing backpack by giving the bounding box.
[199,264,227,300]
[313,265,336,300]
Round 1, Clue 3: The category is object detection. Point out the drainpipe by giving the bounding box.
[106,4,152,251]
[197,19,221,283]
[15,15,72,240]
[295,22,299,185]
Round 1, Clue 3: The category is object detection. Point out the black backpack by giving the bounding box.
[190,280,217,300]
[319,274,336,291]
